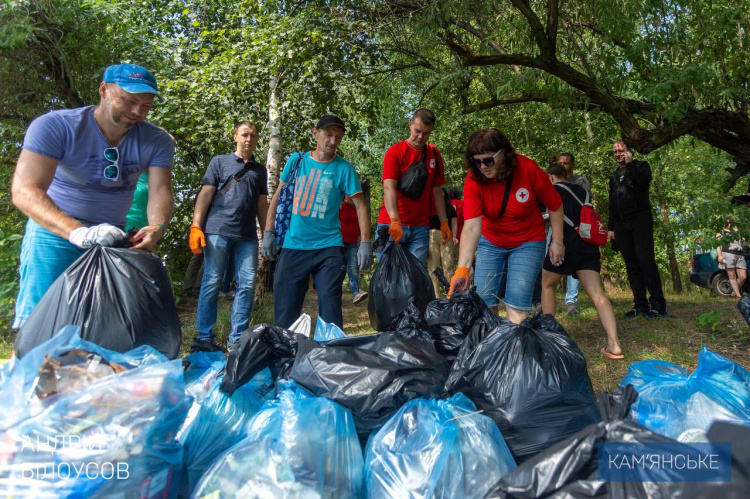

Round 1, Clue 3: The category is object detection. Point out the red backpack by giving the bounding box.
[556,183,607,246]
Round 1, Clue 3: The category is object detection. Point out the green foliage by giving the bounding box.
[695,310,724,332]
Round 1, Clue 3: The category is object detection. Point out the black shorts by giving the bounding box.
[543,249,601,279]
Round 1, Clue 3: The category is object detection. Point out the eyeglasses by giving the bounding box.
[471,149,503,169]
[103,147,119,181]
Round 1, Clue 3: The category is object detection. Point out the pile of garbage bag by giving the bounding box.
[0,327,189,497]
[621,346,750,440]
[193,380,364,497]
[14,246,181,359]
[365,393,516,498]
[445,313,601,462]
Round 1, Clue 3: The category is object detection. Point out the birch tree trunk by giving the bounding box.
[266,75,284,196]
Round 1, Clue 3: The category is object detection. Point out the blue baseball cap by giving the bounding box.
[102,63,162,101]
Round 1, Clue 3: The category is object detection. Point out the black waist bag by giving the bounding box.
[397,146,429,200]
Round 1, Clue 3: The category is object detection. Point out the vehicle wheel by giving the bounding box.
[711,273,733,298]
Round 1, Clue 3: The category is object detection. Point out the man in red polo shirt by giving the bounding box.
[375,108,451,266]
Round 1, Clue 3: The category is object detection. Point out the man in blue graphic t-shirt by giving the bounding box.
[11,63,175,328]
[262,115,373,328]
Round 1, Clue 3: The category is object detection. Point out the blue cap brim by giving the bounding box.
[118,82,163,101]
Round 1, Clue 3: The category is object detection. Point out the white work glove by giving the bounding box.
[69,224,127,249]
[260,230,280,260]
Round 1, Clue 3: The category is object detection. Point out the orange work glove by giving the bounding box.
[388,218,403,243]
[189,225,206,254]
[440,220,452,243]
[449,266,471,297]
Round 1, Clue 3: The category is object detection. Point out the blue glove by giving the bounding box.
[260,230,279,260]
[357,241,373,272]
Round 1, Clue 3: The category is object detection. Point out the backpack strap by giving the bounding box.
[555,182,589,228]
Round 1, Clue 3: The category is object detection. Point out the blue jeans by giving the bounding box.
[344,243,359,296]
[375,223,429,267]
[273,247,346,329]
[196,234,259,345]
[14,219,83,329]
[565,275,580,305]
[474,236,546,311]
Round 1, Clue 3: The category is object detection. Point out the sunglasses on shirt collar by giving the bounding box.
[103,147,120,181]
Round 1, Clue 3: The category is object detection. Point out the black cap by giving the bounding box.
[315,114,346,131]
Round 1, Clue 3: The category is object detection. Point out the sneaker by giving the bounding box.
[566,303,580,316]
[353,291,369,304]
[624,308,648,318]
[190,339,226,353]
[644,309,669,319]
[219,290,235,299]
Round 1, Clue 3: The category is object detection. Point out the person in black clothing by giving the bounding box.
[542,162,624,359]
[607,141,667,318]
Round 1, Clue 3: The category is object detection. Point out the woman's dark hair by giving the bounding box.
[464,128,517,184]
[447,187,463,200]
[546,162,568,178]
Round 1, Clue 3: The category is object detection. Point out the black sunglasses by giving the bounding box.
[471,149,503,169]
[103,147,119,181]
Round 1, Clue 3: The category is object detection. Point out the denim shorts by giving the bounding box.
[474,236,546,310]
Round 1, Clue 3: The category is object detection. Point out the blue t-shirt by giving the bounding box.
[23,106,175,226]
[202,153,268,239]
[280,152,362,250]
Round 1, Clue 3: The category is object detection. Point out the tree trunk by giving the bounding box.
[654,166,683,293]
[265,75,284,196]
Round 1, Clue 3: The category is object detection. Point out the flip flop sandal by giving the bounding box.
[601,347,625,360]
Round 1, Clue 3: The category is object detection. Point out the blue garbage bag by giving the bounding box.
[0,358,189,498]
[179,367,274,495]
[0,325,168,431]
[314,315,347,341]
[365,393,516,498]
[183,351,225,385]
[621,347,750,439]
[193,380,364,497]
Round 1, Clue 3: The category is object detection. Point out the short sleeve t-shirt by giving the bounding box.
[202,153,268,239]
[23,106,175,227]
[377,140,446,226]
[464,154,562,249]
[280,152,362,250]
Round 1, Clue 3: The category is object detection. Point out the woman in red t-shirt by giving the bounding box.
[449,128,565,323]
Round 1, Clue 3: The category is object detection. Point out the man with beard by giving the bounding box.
[11,63,175,329]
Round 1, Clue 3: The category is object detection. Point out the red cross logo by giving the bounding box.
[516,188,530,203]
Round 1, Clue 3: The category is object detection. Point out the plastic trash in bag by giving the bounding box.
[314,315,347,341]
[369,241,435,331]
[390,299,435,346]
[291,331,450,437]
[289,312,312,336]
[192,380,364,498]
[183,351,226,385]
[424,288,499,361]
[620,346,750,439]
[445,313,601,463]
[0,357,189,498]
[365,393,516,499]
[0,326,168,431]
[220,323,315,396]
[180,366,274,495]
[15,246,181,359]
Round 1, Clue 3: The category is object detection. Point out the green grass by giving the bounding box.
[5,284,750,395]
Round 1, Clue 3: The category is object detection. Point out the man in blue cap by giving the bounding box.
[10,63,175,329]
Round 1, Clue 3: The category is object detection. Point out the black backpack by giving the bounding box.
[397,146,431,200]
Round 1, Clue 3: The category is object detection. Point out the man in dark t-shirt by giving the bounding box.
[189,121,269,351]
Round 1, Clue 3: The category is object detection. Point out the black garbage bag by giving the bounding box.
[424,288,499,360]
[445,313,601,463]
[738,295,750,327]
[487,420,685,498]
[290,332,450,436]
[220,324,314,396]
[369,241,435,331]
[391,299,434,346]
[596,384,639,422]
[15,246,180,359]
